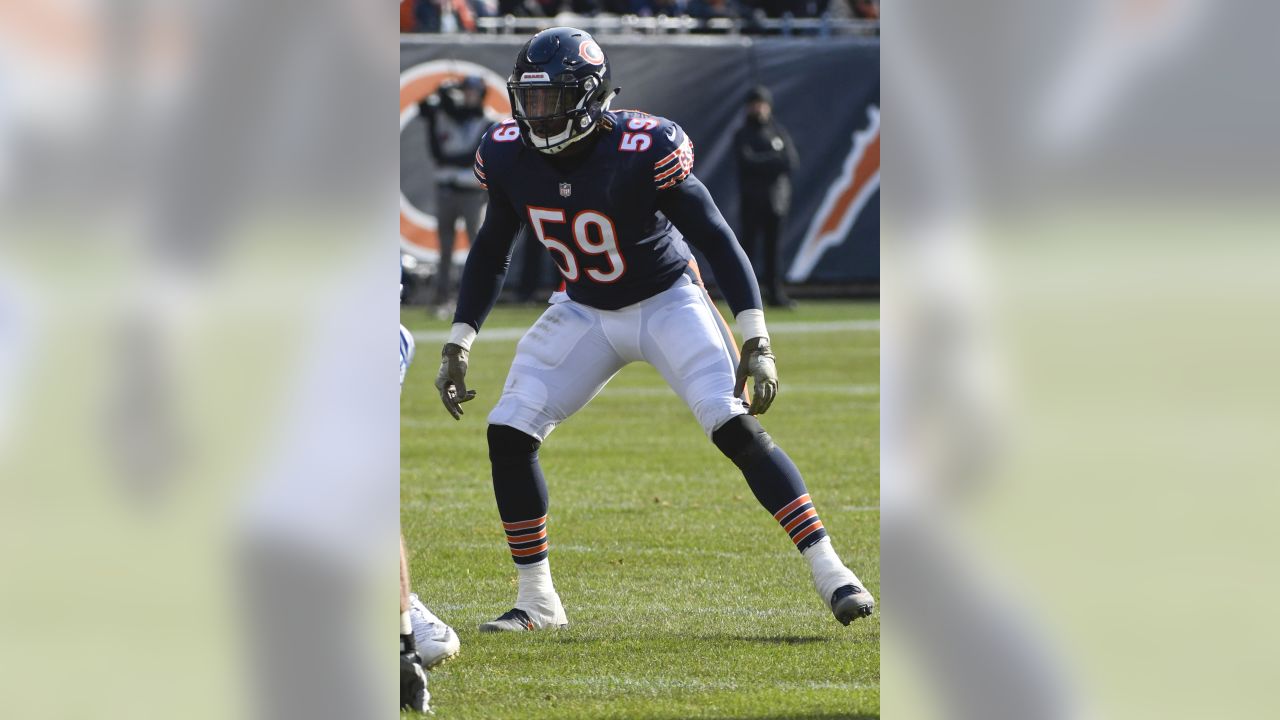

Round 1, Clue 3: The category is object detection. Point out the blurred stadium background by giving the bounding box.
[400,0,879,35]
[399,15,879,310]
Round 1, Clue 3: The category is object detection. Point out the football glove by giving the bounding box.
[435,342,477,420]
[400,634,431,713]
[733,336,778,416]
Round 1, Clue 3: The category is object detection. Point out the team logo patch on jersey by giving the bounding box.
[578,40,605,66]
[559,182,572,197]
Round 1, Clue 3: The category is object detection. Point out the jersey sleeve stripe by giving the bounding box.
[656,166,691,189]
[653,137,695,190]
[653,137,693,167]
[653,147,682,168]
[473,146,488,188]
[654,163,683,182]
[654,155,680,172]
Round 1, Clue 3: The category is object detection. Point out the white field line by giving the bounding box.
[412,319,879,344]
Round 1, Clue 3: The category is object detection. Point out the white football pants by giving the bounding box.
[489,274,748,441]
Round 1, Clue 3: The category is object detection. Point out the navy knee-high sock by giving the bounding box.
[712,415,829,552]
[488,424,550,564]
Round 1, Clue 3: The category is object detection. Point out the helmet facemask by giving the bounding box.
[508,74,609,155]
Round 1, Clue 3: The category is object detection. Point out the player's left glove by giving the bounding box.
[733,336,778,415]
[435,342,477,420]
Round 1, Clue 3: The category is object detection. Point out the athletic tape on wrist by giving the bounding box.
[735,309,769,343]
[448,323,477,351]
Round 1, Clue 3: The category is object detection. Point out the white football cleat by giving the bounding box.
[803,538,875,625]
[830,584,876,625]
[478,593,568,632]
[409,594,461,668]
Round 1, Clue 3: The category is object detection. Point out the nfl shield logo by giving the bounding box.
[559,182,572,197]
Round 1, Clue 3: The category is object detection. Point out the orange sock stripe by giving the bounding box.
[502,516,547,531]
[505,529,547,544]
[773,494,811,522]
[510,543,549,557]
[783,508,819,533]
[792,522,825,546]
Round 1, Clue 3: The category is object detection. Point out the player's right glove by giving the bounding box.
[733,336,778,415]
[435,342,477,420]
[400,633,431,713]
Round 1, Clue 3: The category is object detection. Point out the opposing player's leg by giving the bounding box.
[481,300,626,632]
[408,592,461,668]
[400,536,430,713]
[402,532,460,668]
[640,277,875,624]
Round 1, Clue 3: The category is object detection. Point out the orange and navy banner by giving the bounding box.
[401,36,878,286]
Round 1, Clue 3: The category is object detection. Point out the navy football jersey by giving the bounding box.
[473,110,698,311]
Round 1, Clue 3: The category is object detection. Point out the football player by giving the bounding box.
[400,323,461,713]
[435,27,876,632]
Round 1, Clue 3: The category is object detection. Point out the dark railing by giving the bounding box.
[409,14,879,37]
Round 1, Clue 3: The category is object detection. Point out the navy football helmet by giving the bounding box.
[508,27,618,155]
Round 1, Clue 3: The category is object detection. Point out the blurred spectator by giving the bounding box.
[569,0,605,15]
[600,0,634,13]
[401,0,878,30]
[531,0,563,16]
[418,77,490,313]
[850,0,878,19]
[401,0,418,32]
[409,0,479,32]
[689,0,735,20]
[499,0,551,17]
[734,86,798,308]
[412,0,441,32]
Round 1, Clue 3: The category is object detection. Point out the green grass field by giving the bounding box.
[401,299,880,719]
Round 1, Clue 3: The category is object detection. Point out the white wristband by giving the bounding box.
[735,309,769,343]
[448,322,477,351]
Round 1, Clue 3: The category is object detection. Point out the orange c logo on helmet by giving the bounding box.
[579,40,605,66]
